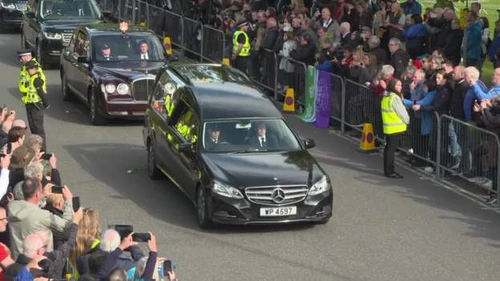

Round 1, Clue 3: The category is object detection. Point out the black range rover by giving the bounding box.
[21,0,103,67]
[0,0,27,32]
[143,77,333,228]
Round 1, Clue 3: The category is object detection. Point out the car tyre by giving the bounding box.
[147,141,162,180]
[89,90,106,125]
[197,187,213,229]
[61,72,73,101]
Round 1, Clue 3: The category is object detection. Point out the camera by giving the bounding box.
[109,224,134,240]
[40,153,52,160]
[51,185,64,194]
[132,232,151,242]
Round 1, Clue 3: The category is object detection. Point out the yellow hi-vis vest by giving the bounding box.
[23,73,43,104]
[381,92,407,135]
[232,30,250,57]
[19,59,46,94]
[164,94,175,117]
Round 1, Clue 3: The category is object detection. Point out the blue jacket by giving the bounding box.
[316,60,333,72]
[464,80,488,121]
[404,23,426,39]
[473,83,500,100]
[401,0,422,16]
[488,34,500,61]
[404,90,436,135]
[465,21,482,60]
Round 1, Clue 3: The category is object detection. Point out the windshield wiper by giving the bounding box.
[226,148,261,154]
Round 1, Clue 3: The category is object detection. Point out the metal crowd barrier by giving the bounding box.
[101,0,500,202]
[148,4,164,36]
[163,10,183,50]
[252,49,278,99]
[202,25,225,63]
[133,0,149,26]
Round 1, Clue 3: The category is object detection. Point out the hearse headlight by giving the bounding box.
[104,83,116,94]
[116,83,129,95]
[212,180,243,199]
[43,32,62,40]
[308,176,330,196]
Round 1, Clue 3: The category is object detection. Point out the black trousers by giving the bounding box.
[26,103,46,151]
[384,133,402,175]
[234,56,249,74]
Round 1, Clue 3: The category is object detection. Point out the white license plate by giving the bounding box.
[260,206,297,217]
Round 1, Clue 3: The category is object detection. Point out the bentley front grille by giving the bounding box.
[245,185,309,206]
[131,78,154,101]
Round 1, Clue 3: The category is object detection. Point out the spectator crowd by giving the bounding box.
[0,109,177,280]
[170,0,500,203]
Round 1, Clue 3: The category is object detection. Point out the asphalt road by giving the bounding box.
[1,32,500,281]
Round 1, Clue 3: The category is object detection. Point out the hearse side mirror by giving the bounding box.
[101,11,112,21]
[303,138,316,149]
[168,54,179,63]
[179,142,194,153]
[77,56,89,64]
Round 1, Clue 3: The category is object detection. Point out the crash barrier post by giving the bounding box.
[359,122,377,153]
[283,88,295,112]
[163,37,172,55]
[438,115,500,202]
[250,49,279,98]
[163,10,183,52]
[202,25,225,63]
[182,17,203,61]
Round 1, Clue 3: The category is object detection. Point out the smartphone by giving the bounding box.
[72,196,80,212]
[163,260,176,276]
[132,232,151,242]
[113,224,134,239]
[51,185,64,194]
[40,153,52,160]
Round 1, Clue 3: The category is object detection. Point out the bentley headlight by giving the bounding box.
[308,176,330,196]
[104,84,116,94]
[116,83,129,95]
[0,2,15,9]
[212,180,243,199]
[43,32,62,40]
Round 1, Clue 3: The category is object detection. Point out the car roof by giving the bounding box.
[187,82,282,120]
[84,23,154,35]
[169,64,252,86]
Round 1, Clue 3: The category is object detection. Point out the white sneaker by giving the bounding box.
[424,166,434,173]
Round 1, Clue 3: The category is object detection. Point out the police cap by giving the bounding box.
[17,49,33,57]
[25,60,39,69]
[235,20,249,29]
[102,44,111,50]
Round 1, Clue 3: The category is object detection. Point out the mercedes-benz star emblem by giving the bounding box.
[271,188,286,203]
